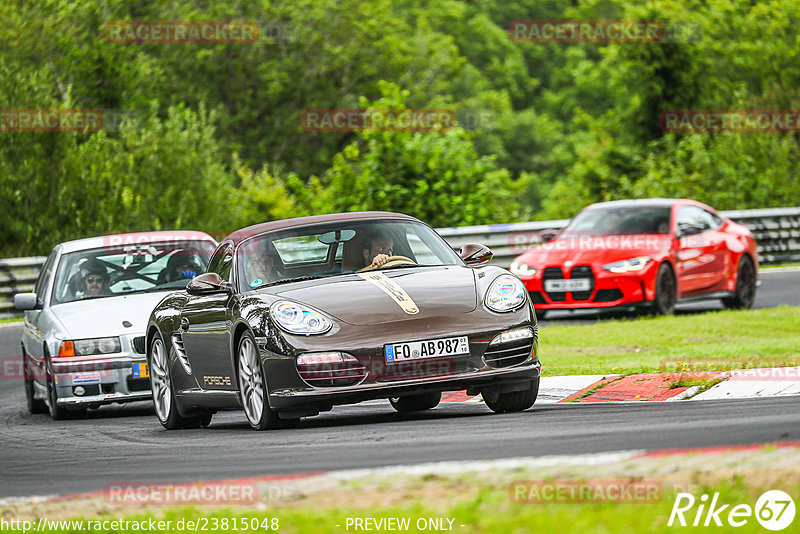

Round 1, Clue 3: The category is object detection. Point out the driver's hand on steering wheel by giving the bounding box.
[370,254,390,268]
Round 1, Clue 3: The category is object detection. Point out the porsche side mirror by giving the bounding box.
[539,229,559,243]
[14,293,39,310]
[186,272,230,295]
[459,244,493,266]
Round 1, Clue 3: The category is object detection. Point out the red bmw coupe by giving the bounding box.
[510,199,758,315]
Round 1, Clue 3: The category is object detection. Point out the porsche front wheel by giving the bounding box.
[149,333,203,430]
[389,392,441,412]
[483,377,539,413]
[237,331,298,430]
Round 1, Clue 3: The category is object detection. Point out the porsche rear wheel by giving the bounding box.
[723,255,756,309]
[652,263,676,315]
[483,377,539,413]
[237,331,298,431]
[389,392,441,412]
[150,333,201,430]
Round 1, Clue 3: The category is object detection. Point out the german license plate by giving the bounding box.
[544,278,591,292]
[385,336,469,363]
[131,362,149,378]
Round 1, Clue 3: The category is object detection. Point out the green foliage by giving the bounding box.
[303,83,526,226]
[1,0,799,255]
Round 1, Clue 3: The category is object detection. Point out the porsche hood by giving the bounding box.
[274,265,479,325]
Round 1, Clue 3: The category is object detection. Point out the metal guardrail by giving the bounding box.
[0,256,47,319]
[2,207,798,318]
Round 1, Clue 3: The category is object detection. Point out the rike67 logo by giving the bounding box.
[669,490,795,530]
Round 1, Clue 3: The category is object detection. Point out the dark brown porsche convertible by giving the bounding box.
[146,212,540,430]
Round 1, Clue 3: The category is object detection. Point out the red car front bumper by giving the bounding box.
[519,262,660,310]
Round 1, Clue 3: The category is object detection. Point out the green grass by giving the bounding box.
[540,306,800,376]
[760,262,800,269]
[8,479,794,534]
[0,316,23,323]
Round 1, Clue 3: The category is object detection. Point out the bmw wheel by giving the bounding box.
[723,255,756,309]
[237,331,298,431]
[389,392,441,412]
[652,263,677,315]
[22,350,47,414]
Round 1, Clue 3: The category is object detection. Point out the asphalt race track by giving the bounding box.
[1,269,798,499]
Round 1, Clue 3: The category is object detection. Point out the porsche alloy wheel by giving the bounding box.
[237,332,298,431]
[150,336,173,425]
[389,392,441,412]
[724,256,756,309]
[149,333,207,429]
[653,263,676,315]
[483,377,539,413]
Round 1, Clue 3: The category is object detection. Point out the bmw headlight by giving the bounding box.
[602,256,652,273]
[73,337,121,356]
[509,261,537,277]
[485,274,526,312]
[271,300,333,335]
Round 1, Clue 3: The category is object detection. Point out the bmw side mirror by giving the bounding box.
[186,273,231,295]
[677,224,703,238]
[539,229,558,243]
[14,293,39,311]
[459,244,493,266]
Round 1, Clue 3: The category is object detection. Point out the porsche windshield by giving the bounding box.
[237,220,462,291]
[52,240,215,304]
[560,206,672,237]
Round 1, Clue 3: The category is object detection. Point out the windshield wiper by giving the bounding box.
[378,263,426,270]
[265,274,327,286]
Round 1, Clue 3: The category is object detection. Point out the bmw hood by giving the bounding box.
[519,234,672,266]
[50,292,169,339]
[274,265,478,325]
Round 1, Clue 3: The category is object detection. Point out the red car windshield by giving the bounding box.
[560,206,672,237]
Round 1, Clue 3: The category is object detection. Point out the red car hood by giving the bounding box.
[518,234,672,267]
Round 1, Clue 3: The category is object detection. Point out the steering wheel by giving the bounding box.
[356,255,417,272]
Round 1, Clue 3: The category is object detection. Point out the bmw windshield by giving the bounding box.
[52,240,215,304]
[560,206,672,237]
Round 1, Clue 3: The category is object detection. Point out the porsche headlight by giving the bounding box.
[485,274,526,312]
[509,261,537,277]
[271,300,332,335]
[73,337,122,356]
[602,256,652,273]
